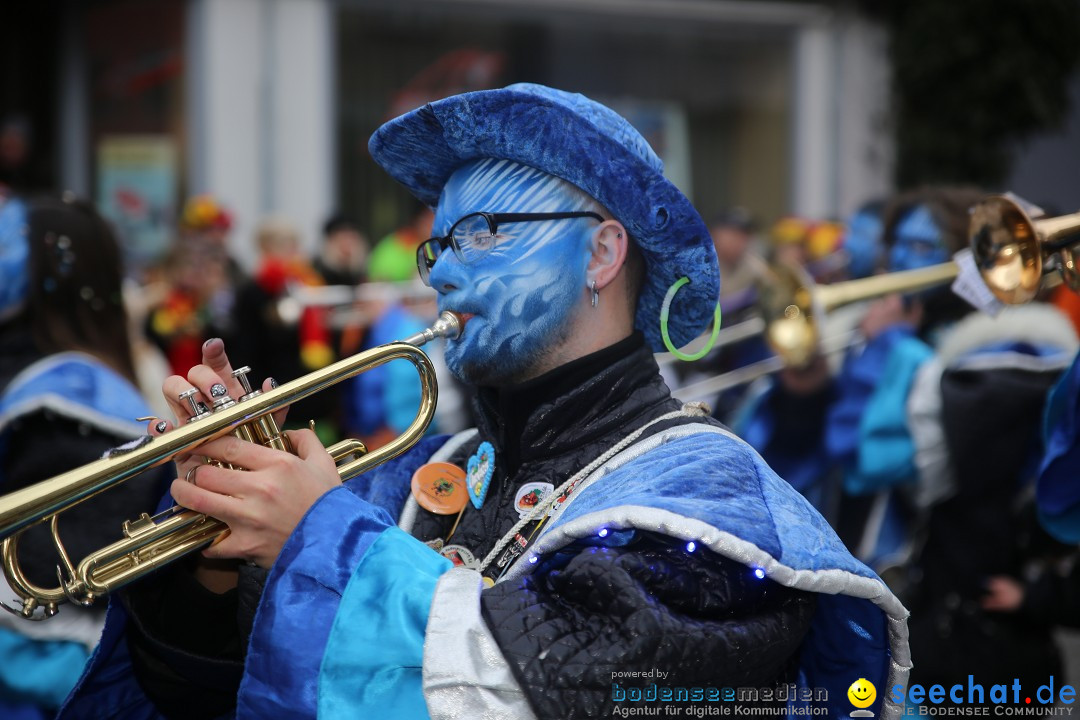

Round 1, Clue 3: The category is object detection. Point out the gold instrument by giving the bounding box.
[757,260,959,367]
[0,311,462,620]
[969,194,1080,304]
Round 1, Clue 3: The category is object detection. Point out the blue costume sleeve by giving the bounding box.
[847,335,933,494]
[1038,350,1080,542]
[236,486,399,718]
[319,528,452,718]
[826,325,916,466]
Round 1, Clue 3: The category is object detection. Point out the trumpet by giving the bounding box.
[969,194,1080,304]
[0,311,462,620]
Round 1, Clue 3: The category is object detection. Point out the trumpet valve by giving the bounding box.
[232,366,258,400]
[179,388,212,421]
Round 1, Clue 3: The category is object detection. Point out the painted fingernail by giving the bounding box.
[269,378,278,389]
[203,338,219,348]
[155,420,168,433]
[196,402,210,414]
[210,383,227,398]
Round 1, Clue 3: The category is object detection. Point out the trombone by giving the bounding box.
[756,260,959,367]
[970,194,1080,304]
[667,260,960,404]
[0,312,462,620]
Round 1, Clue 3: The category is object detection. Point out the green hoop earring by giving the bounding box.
[659,276,722,361]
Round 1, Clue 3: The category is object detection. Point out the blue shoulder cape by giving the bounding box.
[62,425,909,720]
[1,352,151,714]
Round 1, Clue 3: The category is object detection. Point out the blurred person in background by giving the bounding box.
[146,195,243,376]
[62,83,907,720]
[230,216,340,441]
[842,198,887,282]
[367,200,434,283]
[0,115,49,197]
[734,185,1080,701]
[767,215,812,271]
[713,206,764,319]
[0,194,168,720]
[145,235,236,376]
[802,220,845,284]
[180,194,245,288]
[661,207,770,424]
[339,204,458,448]
[312,212,369,288]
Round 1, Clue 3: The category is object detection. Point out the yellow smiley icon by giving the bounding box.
[848,678,877,709]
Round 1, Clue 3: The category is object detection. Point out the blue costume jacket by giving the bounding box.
[61,343,909,720]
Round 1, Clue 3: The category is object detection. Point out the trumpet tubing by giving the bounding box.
[0,311,461,619]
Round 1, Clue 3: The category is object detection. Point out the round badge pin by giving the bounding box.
[514,481,554,518]
[439,544,477,569]
[411,462,468,515]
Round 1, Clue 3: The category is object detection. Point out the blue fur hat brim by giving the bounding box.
[368,83,719,351]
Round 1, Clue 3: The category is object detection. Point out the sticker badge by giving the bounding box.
[514,481,554,518]
[466,441,495,509]
[439,544,477,569]
[411,462,468,515]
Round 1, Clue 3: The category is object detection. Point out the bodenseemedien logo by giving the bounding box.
[849,678,877,717]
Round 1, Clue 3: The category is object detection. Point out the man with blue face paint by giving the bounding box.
[61,84,909,720]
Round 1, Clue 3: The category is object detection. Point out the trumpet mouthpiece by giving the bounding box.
[405,311,463,347]
[433,311,462,340]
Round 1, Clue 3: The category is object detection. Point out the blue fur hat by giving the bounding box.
[368,83,719,351]
[0,194,29,322]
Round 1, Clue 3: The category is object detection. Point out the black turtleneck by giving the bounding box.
[476,331,645,476]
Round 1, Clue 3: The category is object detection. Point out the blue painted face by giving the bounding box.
[843,206,883,279]
[888,204,949,272]
[428,158,602,385]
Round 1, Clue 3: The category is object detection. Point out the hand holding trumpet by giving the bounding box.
[149,338,342,571]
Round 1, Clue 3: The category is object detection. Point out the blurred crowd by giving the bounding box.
[2,174,1080,715]
[666,187,1080,701]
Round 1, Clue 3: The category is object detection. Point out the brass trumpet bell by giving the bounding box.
[970,195,1080,304]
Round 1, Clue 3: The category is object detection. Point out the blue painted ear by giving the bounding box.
[369,83,720,351]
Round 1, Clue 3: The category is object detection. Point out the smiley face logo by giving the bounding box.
[848,678,877,710]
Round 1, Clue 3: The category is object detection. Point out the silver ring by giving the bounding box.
[184,465,199,486]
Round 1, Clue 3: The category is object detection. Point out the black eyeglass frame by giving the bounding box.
[415,211,605,285]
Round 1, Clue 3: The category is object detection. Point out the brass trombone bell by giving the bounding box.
[969,194,1080,304]
[757,261,960,367]
[0,312,462,619]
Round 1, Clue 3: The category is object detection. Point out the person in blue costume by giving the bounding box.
[733,187,982,547]
[61,84,909,720]
[0,194,168,720]
[735,185,1080,705]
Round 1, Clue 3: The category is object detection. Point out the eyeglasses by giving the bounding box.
[416,211,604,285]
